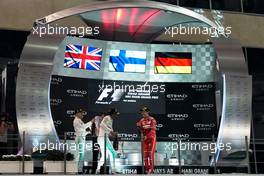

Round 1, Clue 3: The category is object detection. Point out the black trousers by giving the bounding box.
[91,136,100,174]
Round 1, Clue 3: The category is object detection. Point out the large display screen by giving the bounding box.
[109,49,147,73]
[50,75,217,141]
[155,52,192,74]
[64,44,102,71]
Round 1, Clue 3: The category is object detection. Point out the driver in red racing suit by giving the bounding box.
[136,107,157,174]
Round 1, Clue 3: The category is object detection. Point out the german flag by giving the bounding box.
[154,52,192,74]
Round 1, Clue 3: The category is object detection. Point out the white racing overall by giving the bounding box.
[97,115,117,172]
[73,117,92,172]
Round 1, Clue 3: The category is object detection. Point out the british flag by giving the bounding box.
[64,44,102,70]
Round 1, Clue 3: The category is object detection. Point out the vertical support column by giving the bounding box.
[63,132,67,174]
[141,132,145,174]
[212,38,252,166]
[212,135,217,173]
[16,31,66,152]
[245,136,251,174]
[251,118,258,173]
[104,134,107,174]
[209,0,212,10]
[22,131,25,175]
[240,0,244,12]
[177,137,182,174]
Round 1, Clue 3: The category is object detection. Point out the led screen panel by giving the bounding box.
[154,52,192,74]
[109,49,147,73]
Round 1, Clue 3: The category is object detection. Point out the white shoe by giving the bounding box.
[95,169,100,174]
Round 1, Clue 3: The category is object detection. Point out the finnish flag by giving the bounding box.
[109,50,147,73]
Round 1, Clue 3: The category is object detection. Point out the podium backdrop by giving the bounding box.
[50,75,217,141]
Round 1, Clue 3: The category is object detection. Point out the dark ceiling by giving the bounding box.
[0,30,29,59]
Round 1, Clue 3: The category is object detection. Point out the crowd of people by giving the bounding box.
[0,113,15,158]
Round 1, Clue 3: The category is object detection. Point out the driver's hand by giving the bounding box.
[110,131,118,137]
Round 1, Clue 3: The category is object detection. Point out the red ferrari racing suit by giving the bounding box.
[137,116,157,174]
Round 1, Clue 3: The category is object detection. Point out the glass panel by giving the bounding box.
[252,75,264,140]
[179,0,210,9]
[212,0,242,12]
[247,48,264,75]
[243,0,264,14]
[152,0,178,5]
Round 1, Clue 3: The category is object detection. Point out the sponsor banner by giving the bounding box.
[164,82,217,139]
[191,83,214,92]
[50,98,62,106]
[66,89,88,98]
[103,166,248,174]
[50,76,63,85]
[50,75,217,140]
